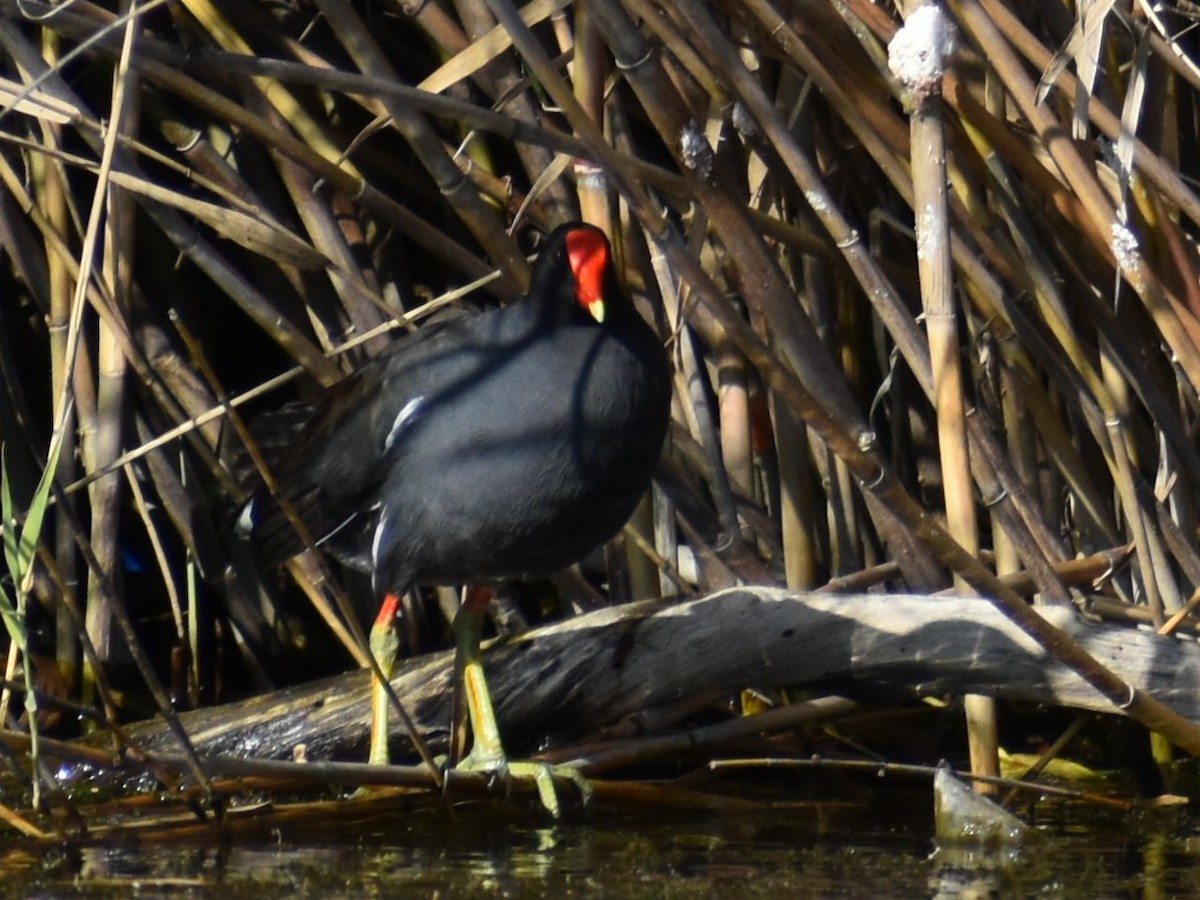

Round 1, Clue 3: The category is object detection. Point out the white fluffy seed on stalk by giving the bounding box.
[887,5,957,100]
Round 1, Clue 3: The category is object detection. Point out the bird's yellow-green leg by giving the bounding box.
[368,593,402,766]
[452,588,592,816]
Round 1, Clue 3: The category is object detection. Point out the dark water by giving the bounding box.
[2,795,1199,898]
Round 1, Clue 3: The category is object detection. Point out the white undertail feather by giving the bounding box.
[235,499,257,537]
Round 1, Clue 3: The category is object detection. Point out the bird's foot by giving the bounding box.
[455,748,592,817]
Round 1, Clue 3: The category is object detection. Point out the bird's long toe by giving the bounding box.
[455,751,592,817]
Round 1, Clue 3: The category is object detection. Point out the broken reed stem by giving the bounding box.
[892,0,998,789]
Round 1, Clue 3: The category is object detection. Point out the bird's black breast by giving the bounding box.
[368,313,669,589]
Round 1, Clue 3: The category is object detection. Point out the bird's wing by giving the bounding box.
[235,313,491,566]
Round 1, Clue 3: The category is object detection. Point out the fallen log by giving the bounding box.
[116,588,1200,763]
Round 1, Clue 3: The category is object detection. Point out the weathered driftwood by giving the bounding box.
[117,588,1200,763]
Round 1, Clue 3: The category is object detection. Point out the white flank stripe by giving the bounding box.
[384,396,424,452]
[370,506,391,593]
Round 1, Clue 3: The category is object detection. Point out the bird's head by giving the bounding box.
[528,222,621,325]
[564,225,611,324]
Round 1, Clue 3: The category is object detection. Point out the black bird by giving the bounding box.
[236,222,672,812]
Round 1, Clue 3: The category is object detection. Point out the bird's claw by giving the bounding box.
[456,751,592,816]
[509,760,593,817]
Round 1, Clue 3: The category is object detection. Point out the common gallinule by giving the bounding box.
[236,222,672,812]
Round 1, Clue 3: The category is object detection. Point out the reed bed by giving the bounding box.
[0,0,1198,833]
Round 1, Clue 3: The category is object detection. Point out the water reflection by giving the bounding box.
[4,800,1200,896]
